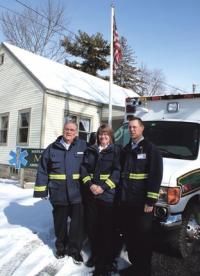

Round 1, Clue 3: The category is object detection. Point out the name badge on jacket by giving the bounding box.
[137,153,146,159]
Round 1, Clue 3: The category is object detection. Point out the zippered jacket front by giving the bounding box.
[81,144,121,203]
[33,136,87,205]
[121,139,163,206]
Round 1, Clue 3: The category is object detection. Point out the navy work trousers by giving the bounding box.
[120,203,153,276]
[52,203,84,254]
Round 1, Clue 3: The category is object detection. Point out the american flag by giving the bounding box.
[113,14,122,74]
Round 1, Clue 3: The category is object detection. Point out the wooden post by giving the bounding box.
[20,168,25,188]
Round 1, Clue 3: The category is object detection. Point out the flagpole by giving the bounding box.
[108,5,114,127]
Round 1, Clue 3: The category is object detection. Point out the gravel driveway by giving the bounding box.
[152,246,200,276]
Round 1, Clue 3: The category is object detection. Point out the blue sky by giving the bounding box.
[1,0,200,93]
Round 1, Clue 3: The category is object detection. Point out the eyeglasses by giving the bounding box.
[64,128,76,132]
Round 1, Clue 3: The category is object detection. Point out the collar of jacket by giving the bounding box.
[88,143,114,153]
[128,138,145,148]
[98,143,114,153]
[55,135,78,149]
[131,136,144,149]
[132,136,144,145]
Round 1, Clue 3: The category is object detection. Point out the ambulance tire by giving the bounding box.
[172,204,200,258]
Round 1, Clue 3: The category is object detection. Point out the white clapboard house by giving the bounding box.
[0,42,138,177]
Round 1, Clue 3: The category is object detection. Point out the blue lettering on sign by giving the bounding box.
[9,147,28,169]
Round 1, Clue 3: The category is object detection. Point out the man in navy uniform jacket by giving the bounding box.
[120,117,163,276]
[34,121,87,264]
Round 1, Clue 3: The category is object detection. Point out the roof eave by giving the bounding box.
[45,89,103,107]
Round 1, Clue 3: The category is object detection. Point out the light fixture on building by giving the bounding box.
[167,102,179,113]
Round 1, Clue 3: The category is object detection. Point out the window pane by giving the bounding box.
[0,130,7,143]
[19,128,28,143]
[1,116,8,128]
[79,118,90,132]
[144,121,199,160]
[0,114,8,144]
[20,113,29,127]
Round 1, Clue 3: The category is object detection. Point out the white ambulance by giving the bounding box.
[114,93,200,258]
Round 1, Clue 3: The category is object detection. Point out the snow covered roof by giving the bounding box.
[2,42,138,107]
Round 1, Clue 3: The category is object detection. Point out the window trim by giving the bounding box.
[17,108,31,146]
[0,112,9,145]
[0,53,4,65]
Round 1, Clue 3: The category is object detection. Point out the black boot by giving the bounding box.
[118,265,135,276]
[71,252,83,265]
[86,255,96,267]
[55,248,65,259]
[66,248,83,265]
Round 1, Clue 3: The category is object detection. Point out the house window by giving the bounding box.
[18,109,30,144]
[0,54,4,65]
[64,113,91,141]
[0,113,9,144]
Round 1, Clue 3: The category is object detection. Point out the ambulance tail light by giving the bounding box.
[159,187,181,205]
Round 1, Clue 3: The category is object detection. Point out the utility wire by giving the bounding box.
[0,17,59,47]
[0,0,191,93]
[0,3,68,38]
[15,0,76,37]
[161,81,190,93]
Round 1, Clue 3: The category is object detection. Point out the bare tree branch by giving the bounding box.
[138,64,167,95]
[1,0,69,62]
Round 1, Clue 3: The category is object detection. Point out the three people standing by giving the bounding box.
[34,118,162,276]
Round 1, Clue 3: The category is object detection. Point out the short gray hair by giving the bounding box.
[64,120,78,130]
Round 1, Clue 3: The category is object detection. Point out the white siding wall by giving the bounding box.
[43,93,101,147]
[102,105,124,120]
[0,47,44,164]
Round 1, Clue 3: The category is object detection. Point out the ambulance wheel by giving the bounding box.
[173,205,200,258]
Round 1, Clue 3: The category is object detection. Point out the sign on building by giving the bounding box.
[21,148,44,168]
[9,148,44,169]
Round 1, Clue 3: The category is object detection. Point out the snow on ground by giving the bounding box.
[0,179,129,276]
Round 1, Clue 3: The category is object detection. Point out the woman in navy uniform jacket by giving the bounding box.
[81,124,121,275]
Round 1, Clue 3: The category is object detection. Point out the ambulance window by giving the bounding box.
[144,121,199,160]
